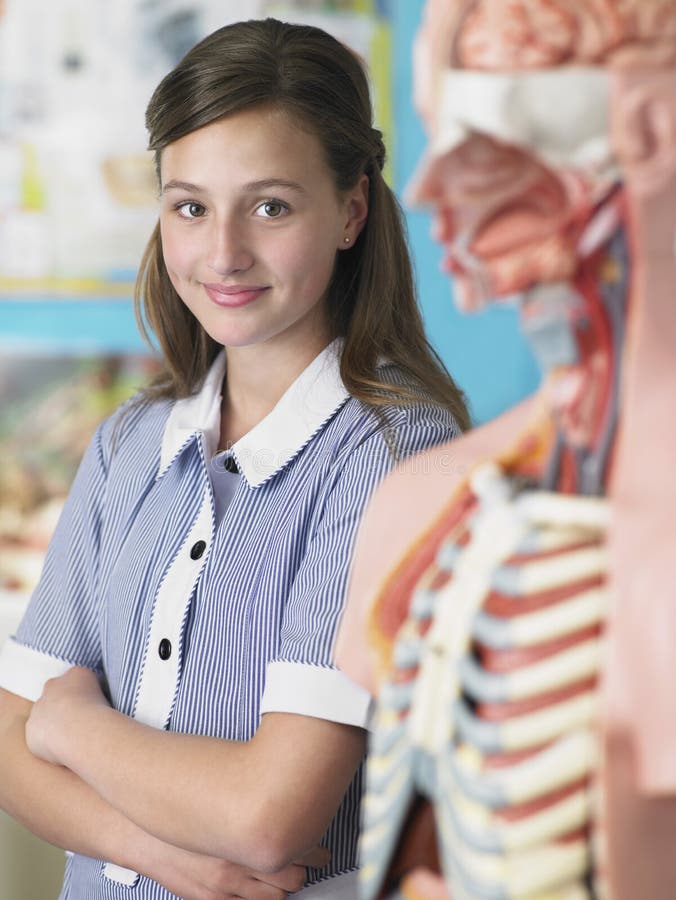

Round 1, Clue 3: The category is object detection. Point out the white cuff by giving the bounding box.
[260,661,373,729]
[102,862,140,885]
[0,638,73,701]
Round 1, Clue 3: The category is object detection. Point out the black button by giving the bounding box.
[223,456,239,474]
[190,540,206,560]
[158,638,172,660]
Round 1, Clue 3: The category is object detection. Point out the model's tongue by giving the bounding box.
[471,207,561,258]
[443,230,579,310]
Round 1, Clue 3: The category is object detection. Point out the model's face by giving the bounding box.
[409,133,592,310]
[159,106,367,352]
[410,0,676,311]
[409,2,617,309]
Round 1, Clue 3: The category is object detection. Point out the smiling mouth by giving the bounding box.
[202,283,270,308]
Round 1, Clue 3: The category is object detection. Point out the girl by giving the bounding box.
[0,18,469,900]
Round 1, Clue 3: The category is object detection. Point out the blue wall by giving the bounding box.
[392,0,539,424]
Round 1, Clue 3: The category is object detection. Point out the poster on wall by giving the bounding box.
[0,0,392,298]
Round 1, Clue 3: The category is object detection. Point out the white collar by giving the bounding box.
[158,339,350,488]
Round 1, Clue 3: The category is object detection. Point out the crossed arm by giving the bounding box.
[25,667,366,870]
[0,672,364,899]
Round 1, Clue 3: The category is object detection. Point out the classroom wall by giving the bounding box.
[0,815,66,900]
[0,604,66,897]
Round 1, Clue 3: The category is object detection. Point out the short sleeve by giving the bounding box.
[260,403,457,728]
[0,422,109,700]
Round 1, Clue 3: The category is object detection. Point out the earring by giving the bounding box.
[343,236,351,245]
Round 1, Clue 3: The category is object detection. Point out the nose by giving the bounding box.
[205,215,254,276]
[404,149,459,244]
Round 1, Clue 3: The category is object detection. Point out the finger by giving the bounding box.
[251,863,306,893]
[294,846,331,869]
[400,867,450,899]
[239,880,288,900]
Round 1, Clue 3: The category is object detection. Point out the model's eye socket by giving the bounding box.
[176,201,207,219]
[255,200,287,218]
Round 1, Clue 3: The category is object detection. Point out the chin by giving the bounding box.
[201,328,257,349]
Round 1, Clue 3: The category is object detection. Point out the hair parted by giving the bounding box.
[135,17,470,431]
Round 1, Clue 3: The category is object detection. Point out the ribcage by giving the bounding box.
[361,462,610,900]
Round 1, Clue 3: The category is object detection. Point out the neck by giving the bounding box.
[219,329,333,449]
[519,190,629,495]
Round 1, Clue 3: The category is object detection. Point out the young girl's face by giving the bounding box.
[159,106,367,353]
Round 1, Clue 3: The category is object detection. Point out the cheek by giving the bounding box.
[275,232,338,297]
[160,220,194,278]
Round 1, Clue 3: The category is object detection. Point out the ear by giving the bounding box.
[339,174,369,249]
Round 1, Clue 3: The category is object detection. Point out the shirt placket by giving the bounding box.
[103,437,215,886]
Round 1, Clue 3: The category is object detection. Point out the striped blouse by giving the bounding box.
[0,340,458,899]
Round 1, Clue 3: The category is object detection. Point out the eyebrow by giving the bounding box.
[161,180,205,196]
[161,178,308,196]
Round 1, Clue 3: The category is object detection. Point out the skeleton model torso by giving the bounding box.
[336,4,676,897]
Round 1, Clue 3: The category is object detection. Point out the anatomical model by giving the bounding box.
[335,2,676,898]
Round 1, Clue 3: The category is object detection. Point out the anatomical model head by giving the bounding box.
[408,0,676,471]
[409,0,676,310]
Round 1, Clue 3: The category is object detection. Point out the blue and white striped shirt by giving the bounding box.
[0,340,458,899]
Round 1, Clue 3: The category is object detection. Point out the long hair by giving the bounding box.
[135,17,471,430]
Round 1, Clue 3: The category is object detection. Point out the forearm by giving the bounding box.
[50,702,364,872]
[55,703,265,865]
[2,700,318,899]
[0,693,187,878]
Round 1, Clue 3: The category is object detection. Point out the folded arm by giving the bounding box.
[26,667,365,874]
[1,686,319,900]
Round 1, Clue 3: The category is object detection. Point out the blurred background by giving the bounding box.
[0,1,538,895]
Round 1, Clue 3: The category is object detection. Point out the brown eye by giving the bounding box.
[177,201,206,219]
[256,200,287,218]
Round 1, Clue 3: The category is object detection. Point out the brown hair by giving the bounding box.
[135,17,470,431]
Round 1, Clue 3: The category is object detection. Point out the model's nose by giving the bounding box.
[404,149,445,208]
[404,148,463,247]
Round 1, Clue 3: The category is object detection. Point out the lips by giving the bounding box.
[202,283,269,308]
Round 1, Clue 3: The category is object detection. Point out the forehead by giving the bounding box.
[160,107,329,181]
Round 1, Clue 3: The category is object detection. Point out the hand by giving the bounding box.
[400,868,450,899]
[25,666,107,766]
[151,843,331,900]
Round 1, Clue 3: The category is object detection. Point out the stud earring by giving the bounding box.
[343,236,350,245]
